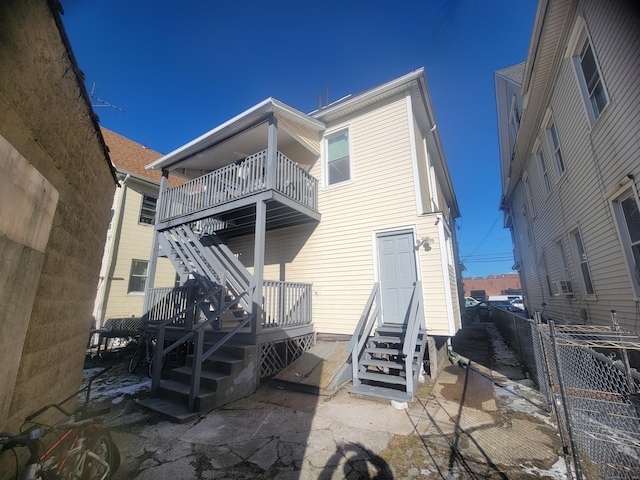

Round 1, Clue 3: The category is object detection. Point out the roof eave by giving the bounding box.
[146,98,325,171]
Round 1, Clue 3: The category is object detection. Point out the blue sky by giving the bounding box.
[62,0,537,278]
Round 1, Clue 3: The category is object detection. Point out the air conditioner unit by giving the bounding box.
[551,280,574,296]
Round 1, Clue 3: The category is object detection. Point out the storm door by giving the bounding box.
[377,230,418,325]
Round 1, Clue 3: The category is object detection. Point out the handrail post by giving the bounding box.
[266,115,278,190]
[189,328,204,412]
[151,326,165,396]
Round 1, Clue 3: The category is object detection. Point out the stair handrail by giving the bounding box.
[348,283,382,387]
[150,285,255,399]
[402,281,424,397]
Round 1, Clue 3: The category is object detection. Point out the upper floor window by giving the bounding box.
[139,195,157,225]
[509,95,520,144]
[537,149,551,194]
[611,188,640,297]
[549,122,565,176]
[578,38,608,120]
[325,128,352,186]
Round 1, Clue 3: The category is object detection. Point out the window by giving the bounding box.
[612,189,640,296]
[542,251,553,296]
[139,195,157,225]
[509,95,520,143]
[556,239,570,281]
[523,172,536,217]
[571,229,594,295]
[128,260,148,293]
[578,38,607,119]
[549,122,565,175]
[325,128,351,186]
[537,150,551,194]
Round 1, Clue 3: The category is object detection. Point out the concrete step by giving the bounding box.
[349,384,412,403]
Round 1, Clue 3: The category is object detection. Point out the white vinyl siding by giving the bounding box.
[499,0,640,329]
[101,183,177,319]
[230,93,459,336]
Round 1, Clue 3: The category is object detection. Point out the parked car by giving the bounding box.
[465,301,491,319]
[493,302,522,313]
[510,298,525,310]
[465,297,479,307]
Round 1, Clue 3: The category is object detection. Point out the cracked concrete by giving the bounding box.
[97,323,567,479]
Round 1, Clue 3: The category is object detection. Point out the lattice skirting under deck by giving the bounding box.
[260,333,316,378]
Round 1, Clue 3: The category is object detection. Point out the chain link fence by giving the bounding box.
[492,307,640,479]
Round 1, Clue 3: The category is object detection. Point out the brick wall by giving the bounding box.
[462,274,522,297]
[0,0,115,435]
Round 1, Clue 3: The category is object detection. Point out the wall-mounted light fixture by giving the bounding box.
[415,236,433,251]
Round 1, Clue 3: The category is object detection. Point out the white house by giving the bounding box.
[496,0,640,330]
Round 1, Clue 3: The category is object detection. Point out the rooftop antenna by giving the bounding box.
[326,86,329,106]
[318,93,322,111]
[90,83,125,112]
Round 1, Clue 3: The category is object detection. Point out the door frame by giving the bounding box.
[371,225,422,325]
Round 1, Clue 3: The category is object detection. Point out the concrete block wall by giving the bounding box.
[0,0,115,435]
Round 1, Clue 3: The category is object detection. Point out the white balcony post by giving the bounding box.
[252,199,266,334]
[266,114,278,190]
[143,169,169,314]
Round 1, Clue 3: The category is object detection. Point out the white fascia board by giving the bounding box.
[406,91,424,216]
[311,68,425,121]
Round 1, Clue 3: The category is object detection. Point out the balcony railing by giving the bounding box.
[263,281,312,328]
[158,150,317,224]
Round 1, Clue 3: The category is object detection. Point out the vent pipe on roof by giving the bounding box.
[318,93,322,111]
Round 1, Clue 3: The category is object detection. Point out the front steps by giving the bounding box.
[350,324,427,403]
[138,340,258,422]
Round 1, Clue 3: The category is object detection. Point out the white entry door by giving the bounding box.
[377,230,418,325]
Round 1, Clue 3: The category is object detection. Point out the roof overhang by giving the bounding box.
[146,98,325,172]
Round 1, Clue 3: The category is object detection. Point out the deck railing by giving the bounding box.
[263,281,312,328]
[158,149,318,223]
[143,286,196,329]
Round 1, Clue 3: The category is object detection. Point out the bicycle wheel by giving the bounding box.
[81,432,113,480]
[147,339,167,378]
[127,342,144,374]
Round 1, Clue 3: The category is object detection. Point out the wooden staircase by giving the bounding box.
[350,323,427,402]
[150,339,258,418]
[348,282,427,403]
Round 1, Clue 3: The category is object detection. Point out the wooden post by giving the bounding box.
[266,114,278,190]
[144,169,169,314]
[252,200,266,335]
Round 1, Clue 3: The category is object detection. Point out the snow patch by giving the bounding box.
[521,458,569,478]
[81,366,150,405]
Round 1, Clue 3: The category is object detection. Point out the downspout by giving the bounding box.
[94,174,130,327]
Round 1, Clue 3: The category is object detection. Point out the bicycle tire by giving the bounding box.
[147,340,167,378]
[127,343,143,374]
[81,432,113,480]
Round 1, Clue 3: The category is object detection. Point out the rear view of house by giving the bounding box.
[140,69,462,415]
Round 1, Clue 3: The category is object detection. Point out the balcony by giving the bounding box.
[156,149,320,238]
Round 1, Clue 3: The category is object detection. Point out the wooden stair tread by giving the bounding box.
[359,358,406,370]
[357,371,407,385]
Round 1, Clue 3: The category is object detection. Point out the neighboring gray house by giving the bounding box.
[496,0,640,330]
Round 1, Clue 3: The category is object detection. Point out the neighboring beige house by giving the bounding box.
[140,69,462,416]
[0,0,115,439]
[93,128,182,327]
[496,0,640,330]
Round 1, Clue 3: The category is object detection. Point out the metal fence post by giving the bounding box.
[549,320,583,480]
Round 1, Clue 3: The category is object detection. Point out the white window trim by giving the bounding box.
[608,179,640,300]
[322,126,354,189]
[566,16,609,126]
[523,171,536,218]
[139,194,157,226]
[568,226,596,299]
[533,139,551,197]
[549,122,565,178]
[128,259,149,295]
